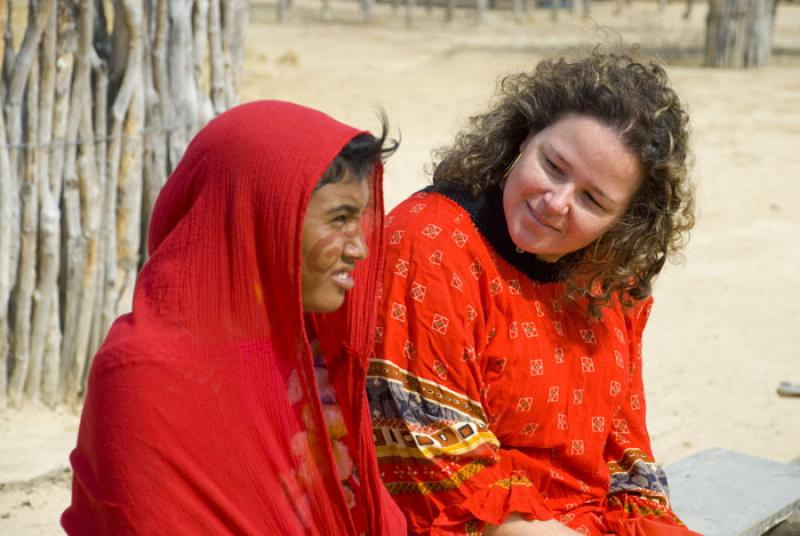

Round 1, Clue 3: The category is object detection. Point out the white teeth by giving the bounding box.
[332,271,355,289]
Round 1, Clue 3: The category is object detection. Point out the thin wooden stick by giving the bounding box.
[5,0,55,174]
[26,0,58,403]
[209,0,226,113]
[60,0,93,404]
[223,0,247,106]
[89,58,109,360]
[0,0,9,98]
[8,55,40,407]
[40,35,73,407]
[112,0,145,323]
[141,11,167,264]
[167,0,197,166]
[0,95,12,411]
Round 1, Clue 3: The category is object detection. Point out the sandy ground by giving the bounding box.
[2,1,799,534]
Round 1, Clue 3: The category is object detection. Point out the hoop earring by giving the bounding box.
[502,153,522,181]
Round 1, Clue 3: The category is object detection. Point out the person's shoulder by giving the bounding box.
[384,188,476,252]
[387,188,467,230]
[88,317,189,384]
[383,188,492,274]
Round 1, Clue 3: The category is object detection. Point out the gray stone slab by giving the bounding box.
[764,511,800,535]
[666,448,800,536]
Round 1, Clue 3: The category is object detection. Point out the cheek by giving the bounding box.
[576,216,616,245]
[504,167,540,201]
[303,226,360,274]
[305,232,343,274]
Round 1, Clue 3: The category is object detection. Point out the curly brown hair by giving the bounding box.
[431,48,695,317]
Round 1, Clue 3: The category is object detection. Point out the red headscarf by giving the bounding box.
[62,101,405,535]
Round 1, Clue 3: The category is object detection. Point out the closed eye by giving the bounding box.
[330,210,363,228]
[584,191,608,212]
[543,157,566,180]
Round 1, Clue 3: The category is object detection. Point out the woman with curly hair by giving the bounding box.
[367,49,698,535]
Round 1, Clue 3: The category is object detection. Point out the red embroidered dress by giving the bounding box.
[368,188,696,535]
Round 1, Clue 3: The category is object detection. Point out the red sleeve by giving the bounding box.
[602,298,700,536]
[368,194,553,535]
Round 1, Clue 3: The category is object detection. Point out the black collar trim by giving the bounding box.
[424,185,577,283]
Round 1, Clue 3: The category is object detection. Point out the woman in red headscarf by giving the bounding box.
[61,101,405,535]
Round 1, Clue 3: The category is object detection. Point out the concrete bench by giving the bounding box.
[666,448,800,536]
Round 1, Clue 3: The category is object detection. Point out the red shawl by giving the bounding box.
[62,101,406,535]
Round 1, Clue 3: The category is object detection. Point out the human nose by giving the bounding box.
[344,228,368,261]
[543,184,573,216]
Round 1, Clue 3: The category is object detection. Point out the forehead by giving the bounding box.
[539,113,642,192]
[308,175,370,209]
[540,113,625,151]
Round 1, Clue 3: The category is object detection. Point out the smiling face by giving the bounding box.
[502,113,643,262]
[301,174,370,313]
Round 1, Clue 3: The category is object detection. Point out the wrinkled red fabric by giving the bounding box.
[62,100,406,535]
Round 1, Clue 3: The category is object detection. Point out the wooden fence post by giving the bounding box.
[1,0,248,408]
[705,0,776,67]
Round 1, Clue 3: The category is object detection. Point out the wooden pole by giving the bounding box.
[8,52,40,407]
[40,28,73,407]
[88,49,109,361]
[112,2,145,324]
[705,0,776,67]
[3,0,247,408]
[167,0,196,167]
[209,0,227,114]
[25,0,58,403]
[0,94,12,411]
[59,0,93,404]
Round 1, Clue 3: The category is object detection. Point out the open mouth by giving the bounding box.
[331,270,355,290]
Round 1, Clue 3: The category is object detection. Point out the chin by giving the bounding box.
[303,297,345,314]
[508,227,537,255]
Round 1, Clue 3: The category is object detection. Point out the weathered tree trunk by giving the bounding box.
[705,0,776,67]
[2,0,247,408]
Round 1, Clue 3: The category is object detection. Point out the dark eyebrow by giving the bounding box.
[326,203,365,216]
[545,143,570,171]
